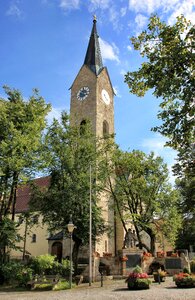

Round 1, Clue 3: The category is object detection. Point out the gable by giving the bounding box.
[15,176,50,213]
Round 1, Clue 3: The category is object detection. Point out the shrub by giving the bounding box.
[190,259,195,274]
[29,254,56,275]
[125,265,151,290]
[1,261,21,283]
[132,265,142,274]
[15,267,33,286]
[183,267,190,274]
[29,255,71,276]
[52,259,70,277]
[1,262,33,286]
[173,272,195,288]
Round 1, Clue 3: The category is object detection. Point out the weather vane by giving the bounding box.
[93,14,97,21]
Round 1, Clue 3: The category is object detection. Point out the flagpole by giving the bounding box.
[89,164,92,286]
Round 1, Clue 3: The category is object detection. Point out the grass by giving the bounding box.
[0,280,74,292]
[53,280,73,290]
[33,283,53,291]
[0,284,28,292]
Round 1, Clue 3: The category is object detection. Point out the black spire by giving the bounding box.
[84,16,103,75]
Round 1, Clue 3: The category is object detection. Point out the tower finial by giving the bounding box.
[93,15,97,22]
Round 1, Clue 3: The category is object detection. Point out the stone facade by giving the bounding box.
[70,65,114,138]
[70,65,116,255]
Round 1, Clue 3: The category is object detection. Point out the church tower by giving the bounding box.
[70,16,114,138]
[70,17,115,255]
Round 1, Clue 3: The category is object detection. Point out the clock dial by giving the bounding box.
[77,86,90,101]
[101,89,110,105]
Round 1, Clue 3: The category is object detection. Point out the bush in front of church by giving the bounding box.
[29,254,71,277]
[1,261,33,286]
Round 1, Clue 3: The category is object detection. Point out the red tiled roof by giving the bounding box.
[15,176,50,213]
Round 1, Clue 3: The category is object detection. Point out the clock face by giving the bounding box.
[77,86,90,101]
[101,89,110,105]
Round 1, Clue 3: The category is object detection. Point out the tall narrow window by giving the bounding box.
[105,240,108,252]
[32,234,36,243]
[103,120,109,137]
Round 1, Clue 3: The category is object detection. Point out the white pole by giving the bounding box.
[89,164,92,286]
[70,232,73,289]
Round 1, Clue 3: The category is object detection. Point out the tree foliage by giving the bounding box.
[125,15,195,176]
[175,175,195,250]
[0,217,22,264]
[30,113,108,271]
[101,145,182,254]
[0,85,50,261]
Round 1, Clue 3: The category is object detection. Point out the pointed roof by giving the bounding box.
[84,15,103,75]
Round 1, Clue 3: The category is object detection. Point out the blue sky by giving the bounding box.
[0,0,194,182]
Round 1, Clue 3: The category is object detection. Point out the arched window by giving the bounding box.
[80,119,87,135]
[103,120,109,137]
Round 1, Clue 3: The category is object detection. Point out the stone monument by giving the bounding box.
[119,228,142,275]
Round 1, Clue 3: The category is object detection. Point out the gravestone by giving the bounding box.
[126,254,141,268]
[165,258,182,269]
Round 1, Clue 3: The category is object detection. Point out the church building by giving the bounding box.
[11,17,123,262]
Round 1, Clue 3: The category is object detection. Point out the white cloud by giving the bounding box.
[99,38,120,63]
[142,136,167,154]
[141,134,178,184]
[128,0,195,38]
[88,0,123,31]
[59,0,80,11]
[128,0,195,24]
[47,107,64,124]
[121,7,127,17]
[6,2,22,18]
[120,69,126,76]
[168,0,195,25]
[128,0,179,15]
[129,0,154,14]
[127,45,132,51]
[108,6,121,31]
[88,0,110,10]
[135,14,148,30]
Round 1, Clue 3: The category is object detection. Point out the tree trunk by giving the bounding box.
[0,173,9,220]
[4,171,19,219]
[22,219,28,260]
[144,227,156,255]
[134,224,151,252]
[150,233,156,256]
[72,235,82,275]
[11,172,19,221]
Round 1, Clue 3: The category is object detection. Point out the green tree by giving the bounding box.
[0,86,50,261]
[0,217,21,264]
[125,15,195,176]
[101,146,181,255]
[30,113,107,273]
[175,175,195,250]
